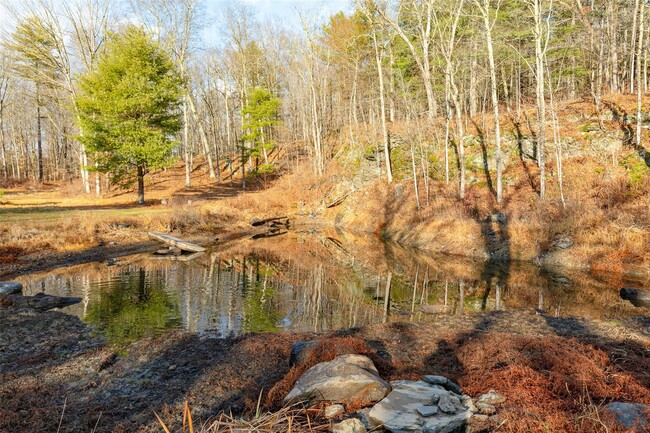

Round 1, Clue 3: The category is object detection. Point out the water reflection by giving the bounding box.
[17,232,649,344]
[86,268,182,345]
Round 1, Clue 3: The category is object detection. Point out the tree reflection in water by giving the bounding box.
[18,233,650,345]
[86,268,182,345]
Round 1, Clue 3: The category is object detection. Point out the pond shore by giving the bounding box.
[1,304,648,432]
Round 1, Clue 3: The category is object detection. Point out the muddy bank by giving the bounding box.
[1,303,649,433]
[0,232,225,280]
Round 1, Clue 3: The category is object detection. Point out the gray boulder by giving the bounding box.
[0,281,23,295]
[367,380,471,433]
[604,402,649,432]
[283,354,391,406]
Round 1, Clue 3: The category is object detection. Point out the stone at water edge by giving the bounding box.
[367,380,472,433]
[0,281,23,295]
[283,354,391,406]
[604,402,649,432]
[332,418,366,433]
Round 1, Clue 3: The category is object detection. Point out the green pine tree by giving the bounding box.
[242,86,280,174]
[75,25,182,204]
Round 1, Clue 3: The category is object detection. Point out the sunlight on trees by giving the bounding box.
[75,26,183,205]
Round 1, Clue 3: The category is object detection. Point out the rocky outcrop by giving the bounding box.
[283,354,391,406]
[366,380,473,433]
[283,354,507,432]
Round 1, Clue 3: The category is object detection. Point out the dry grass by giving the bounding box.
[157,402,330,433]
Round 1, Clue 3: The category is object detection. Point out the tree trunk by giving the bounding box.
[183,100,191,188]
[482,0,502,203]
[631,0,641,93]
[137,164,145,205]
[187,93,216,179]
[637,0,645,147]
[36,84,43,183]
[95,161,100,196]
[372,28,392,184]
[534,0,547,200]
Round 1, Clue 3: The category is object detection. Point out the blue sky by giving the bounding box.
[0,0,354,46]
[202,0,353,45]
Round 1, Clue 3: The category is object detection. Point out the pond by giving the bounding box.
[16,230,649,346]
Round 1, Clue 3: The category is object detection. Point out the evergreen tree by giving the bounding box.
[242,86,280,173]
[75,25,182,204]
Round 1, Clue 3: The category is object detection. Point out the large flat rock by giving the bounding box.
[367,380,471,433]
[283,354,391,406]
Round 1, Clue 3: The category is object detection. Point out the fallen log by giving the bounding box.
[325,193,349,208]
[251,230,288,240]
[0,293,82,311]
[148,232,206,253]
[250,216,288,227]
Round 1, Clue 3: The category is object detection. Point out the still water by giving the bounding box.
[17,232,649,345]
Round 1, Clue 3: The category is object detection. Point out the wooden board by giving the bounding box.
[148,232,206,252]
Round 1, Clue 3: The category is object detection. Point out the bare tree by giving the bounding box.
[475,0,503,203]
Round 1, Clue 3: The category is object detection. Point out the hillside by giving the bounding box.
[1,96,649,281]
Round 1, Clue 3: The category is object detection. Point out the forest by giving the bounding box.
[1,0,647,199]
[1,2,650,432]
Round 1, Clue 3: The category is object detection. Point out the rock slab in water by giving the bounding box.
[283,354,391,406]
[0,293,82,311]
[332,418,367,433]
[0,281,23,295]
[604,402,649,431]
[367,380,471,433]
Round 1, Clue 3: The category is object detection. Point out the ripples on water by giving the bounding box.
[17,234,648,345]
